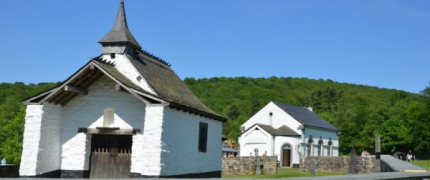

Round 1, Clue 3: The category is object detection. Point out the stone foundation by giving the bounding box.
[222,156,278,175]
[300,156,376,174]
[0,165,19,177]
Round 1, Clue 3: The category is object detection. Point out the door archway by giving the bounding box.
[281,144,292,167]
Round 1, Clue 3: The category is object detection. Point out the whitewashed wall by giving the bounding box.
[60,75,146,170]
[20,103,62,176]
[159,107,223,176]
[274,136,300,166]
[37,103,63,174]
[136,104,164,176]
[21,65,223,177]
[241,102,302,134]
[20,105,43,176]
[239,125,272,157]
[100,54,155,94]
[301,127,339,157]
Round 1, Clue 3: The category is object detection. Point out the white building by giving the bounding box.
[238,101,339,168]
[19,0,225,178]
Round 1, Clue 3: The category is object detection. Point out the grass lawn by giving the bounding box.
[412,160,430,170]
[222,168,347,178]
[222,160,430,178]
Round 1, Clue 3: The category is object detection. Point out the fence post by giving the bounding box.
[375,134,381,173]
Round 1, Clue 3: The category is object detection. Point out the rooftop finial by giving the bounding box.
[99,0,141,49]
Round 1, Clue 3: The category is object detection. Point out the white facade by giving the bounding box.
[238,101,339,167]
[20,1,225,177]
[20,75,222,177]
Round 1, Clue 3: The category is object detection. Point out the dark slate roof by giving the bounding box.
[126,51,221,117]
[99,0,141,49]
[93,57,225,121]
[257,124,300,136]
[242,123,300,136]
[272,101,339,132]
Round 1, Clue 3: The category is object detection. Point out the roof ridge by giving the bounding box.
[140,49,171,67]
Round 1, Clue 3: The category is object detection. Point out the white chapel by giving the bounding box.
[239,101,340,168]
[19,0,226,178]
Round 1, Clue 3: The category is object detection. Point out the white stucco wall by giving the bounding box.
[37,103,63,174]
[21,69,223,177]
[136,104,164,176]
[274,136,301,166]
[301,127,339,157]
[60,75,146,170]
[159,107,223,176]
[100,54,155,94]
[20,105,42,176]
[241,102,302,134]
[20,103,63,176]
[238,125,273,157]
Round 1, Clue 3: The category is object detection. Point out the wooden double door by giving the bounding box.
[90,135,132,178]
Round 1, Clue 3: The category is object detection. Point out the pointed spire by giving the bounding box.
[99,0,141,50]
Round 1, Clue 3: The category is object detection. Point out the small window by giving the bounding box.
[198,122,208,152]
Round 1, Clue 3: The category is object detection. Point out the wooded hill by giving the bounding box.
[1,77,429,163]
[184,77,430,156]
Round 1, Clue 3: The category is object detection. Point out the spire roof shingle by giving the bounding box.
[99,0,141,49]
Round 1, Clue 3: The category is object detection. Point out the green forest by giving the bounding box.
[1,77,430,164]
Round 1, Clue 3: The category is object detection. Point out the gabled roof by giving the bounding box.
[127,52,218,115]
[23,0,226,122]
[23,59,161,105]
[243,123,300,136]
[272,101,339,131]
[23,58,226,122]
[99,0,141,49]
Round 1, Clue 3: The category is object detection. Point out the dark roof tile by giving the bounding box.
[272,101,339,131]
[99,0,141,49]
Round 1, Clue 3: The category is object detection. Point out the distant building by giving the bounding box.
[238,101,339,167]
[19,0,225,178]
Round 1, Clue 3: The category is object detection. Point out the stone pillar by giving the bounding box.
[103,108,114,127]
[375,134,381,172]
[348,142,356,174]
[139,104,165,176]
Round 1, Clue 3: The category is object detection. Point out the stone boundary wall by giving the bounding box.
[300,156,376,174]
[222,156,277,175]
[0,165,19,177]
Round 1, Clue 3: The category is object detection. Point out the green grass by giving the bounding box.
[222,168,347,178]
[412,160,430,170]
[222,160,430,178]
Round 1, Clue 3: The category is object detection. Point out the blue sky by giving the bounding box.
[1,1,429,94]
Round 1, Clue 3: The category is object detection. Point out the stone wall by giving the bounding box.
[0,165,19,177]
[222,156,278,175]
[299,156,376,174]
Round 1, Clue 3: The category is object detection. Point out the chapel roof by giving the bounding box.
[95,57,224,120]
[23,58,226,121]
[272,101,339,131]
[252,123,300,136]
[99,0,141,49]
[127,51,219,115]
[22,1,226,122]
